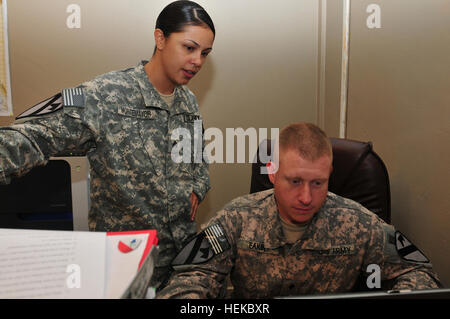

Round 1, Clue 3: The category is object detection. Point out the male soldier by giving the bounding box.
[157,122,441,298]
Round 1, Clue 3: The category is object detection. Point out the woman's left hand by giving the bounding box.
[190,192,199,221]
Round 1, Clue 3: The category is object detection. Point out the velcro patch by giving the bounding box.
[171,223,230,270]
[204,224,229,254]
[118,106,155,119]
[16,93,63,120]
[237,240,280,255]
[62,87,85,107]
[395,231,430,263]
[183,114,200,122]
[316,245,355,256]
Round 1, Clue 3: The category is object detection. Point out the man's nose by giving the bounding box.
[298,184,312,206]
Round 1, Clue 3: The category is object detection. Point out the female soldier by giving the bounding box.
[0,0,214,290]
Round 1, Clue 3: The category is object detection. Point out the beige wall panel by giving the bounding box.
[347,0,450,286]
[323,0,343,137]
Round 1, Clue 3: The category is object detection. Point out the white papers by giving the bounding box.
[0,228,158,299]
[0,228,106,299]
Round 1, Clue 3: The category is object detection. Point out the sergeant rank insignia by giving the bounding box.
[395,231,430,263]
[172,223,230,270]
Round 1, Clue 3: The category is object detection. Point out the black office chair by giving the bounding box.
[250,137,391,223]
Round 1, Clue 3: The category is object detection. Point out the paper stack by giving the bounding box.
[0,228,158,298]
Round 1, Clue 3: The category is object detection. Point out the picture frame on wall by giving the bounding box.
[0,0,12,116]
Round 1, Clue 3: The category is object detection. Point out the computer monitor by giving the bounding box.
[278,288,450,299]
[0,157,89,231]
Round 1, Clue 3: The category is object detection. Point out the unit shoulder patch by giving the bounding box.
[171,223,230,270]
[395,231,430,263]
[16,93,63,120]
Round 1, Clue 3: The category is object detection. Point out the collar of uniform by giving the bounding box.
[266,194,333,250]
[266,191,337,250]
[134,60,168,110]
[135,60,197,114]
[264,192,288,249]
[171,87,196,115]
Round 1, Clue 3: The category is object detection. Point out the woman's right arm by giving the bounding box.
[0,88,97,184]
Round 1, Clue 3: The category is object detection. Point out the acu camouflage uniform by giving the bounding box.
[0,61,210,287]
[157,189,441,298]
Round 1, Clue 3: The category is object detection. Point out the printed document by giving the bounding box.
[0,228,157,298]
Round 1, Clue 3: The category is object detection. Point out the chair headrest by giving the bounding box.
[328,138,373,193]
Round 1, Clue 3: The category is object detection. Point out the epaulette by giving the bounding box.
[171,223,230,270]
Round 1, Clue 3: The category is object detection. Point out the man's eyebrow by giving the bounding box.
[186,39,212,51]
[285,175,328,181]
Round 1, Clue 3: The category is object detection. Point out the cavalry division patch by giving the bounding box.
[395,231,430,263]
[16,93,63,120]
[172,223,230,270]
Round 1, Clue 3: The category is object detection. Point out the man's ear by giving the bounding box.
[154,28,166,51]
[267,161,277,184]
